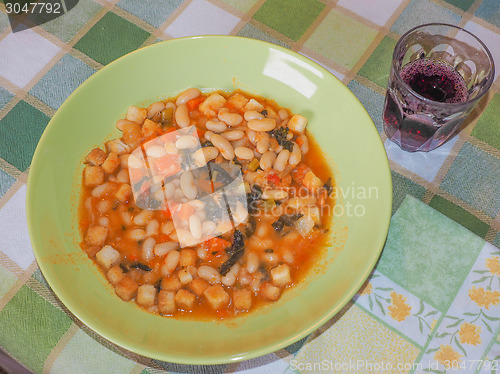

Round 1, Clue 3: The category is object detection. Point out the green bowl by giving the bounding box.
[27,36,392,364]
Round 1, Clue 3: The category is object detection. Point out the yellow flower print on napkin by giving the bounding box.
[458,322,481,345]
[358,281,373,296]
[388,291,411,322]
[469,286,500,309]
[434,344,462,366]
[486,256,500,276]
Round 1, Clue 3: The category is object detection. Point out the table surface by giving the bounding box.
[0,0,499,373]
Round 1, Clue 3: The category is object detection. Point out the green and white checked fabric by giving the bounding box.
[0,0,498,373]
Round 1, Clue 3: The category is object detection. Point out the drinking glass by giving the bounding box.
[383,23,495,152]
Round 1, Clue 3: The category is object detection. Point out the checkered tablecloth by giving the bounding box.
[0,0,499,373]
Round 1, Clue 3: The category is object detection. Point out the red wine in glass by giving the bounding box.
[384,58,469,152]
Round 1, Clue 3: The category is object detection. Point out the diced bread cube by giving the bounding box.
[95,244,120,270]
[84,166,104,186]
[105,139,131,155]
[158,290,176,314]
[106,265,125,285]
[161,276,181,291]
[228,93,248,109]
[203,284,230,310]
[302,170,322,191]
[179,249,197,268]
[115,276,138,301]
[270,264,292,287]
[244,99,264,112]
[126,106,148,124]
[86,148,107,166]
[85,226,108,247]
[175,289,196,310]
[178,268,193,285]
[261,282,281,301]
[199,93,226,115]
[142,119,160,138]
[233,289,252,310]
[137,284,157,307]
[287,114,307,133]
[188,278,209,296]
[84,245,100,258]
[115,183,132,202]
[101,152,120,174]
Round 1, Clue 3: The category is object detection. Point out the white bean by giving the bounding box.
[289,142,302,166]
[210,133,235,160]
[261,189,288,200]
[247,118,276,132]
[234,146,254,160]
[221,272,236,286]
[96,200,111,214]
[116,169,129,183]
[256,132,270,154]
[119,154,129,169]
[247,130,259,145]
[273,149,290,172]
[154,241,178,256]
[146,219,159,236]
[146,145,166,158]
[260,151,276,170]
[189,215,202,239]
[218,108,243,127]
[197,265,221,284]
[128,228,146,241]
[202,221,216,235]
[193,147,219,167]
[243,111,264,121]
[161,221,175,235]
[147,101,165,119]
[133,210,153,226]
[205,120,227,133]
[246,252,259,274]
[180,170,197,199]
[164,182,175,199]
[197,246,207,260]
[142,237,156,262]
[98,217,109,227]
[127,154,143,169]
[221,130,244,141]
[238,268,252,285]
[283,249,295,264]
[162,250,180,275]
[175,135,198,149]
[91,182,112,197]
[278,109,289,120]
[175,104,190,128]
[122,211,132,226]
[175,88,201,105]
[204,130,215,142]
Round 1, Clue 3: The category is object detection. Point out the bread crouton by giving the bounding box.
[203,284,230,310]
[233,289,252,310]
[188,278,209,296]
[106,265,125,285]
[158,290,175,314]
[142,119,161,138]
[175,289,196,310]
[85,226,108,247]
[95,244,119,270]
[101,152,120,174]
[115,276,138,301]
[161,276,181,291]
[244,98,264,112]
[179,249,197,268]
[115,183,132,202]
[270,264,292,287]
[178,268,193,285]
[261,282,281,301]
[137,284,157,307]
[126,106,147,124]
[84,165,104,186]
[227,93,249,110]
[86,148,107,166]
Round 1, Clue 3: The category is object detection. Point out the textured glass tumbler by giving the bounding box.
[383,23,495,152]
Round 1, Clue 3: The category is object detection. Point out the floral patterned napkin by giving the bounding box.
[290,195,500,374]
